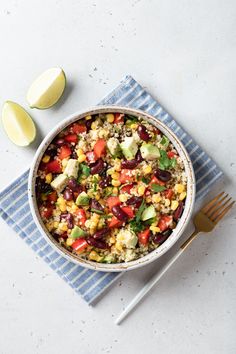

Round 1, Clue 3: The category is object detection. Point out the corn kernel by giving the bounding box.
[85,115,92,120]
[57,197,67,212]
[109,236,116,244]
[138,185,146,196]
[150,226,160,234]
[175,184,185,193]
[76,148,84,156]
[106,113,115,123]
[91,121,98,130]
[89,250,103,262]
[112,179,121,187]
[179,191,187,201]
[115,242,123,251]
[152,194,161,203]
[66,238,74,246]
[164,199,171,207]
[146,195,152,203]
[95,193,101,201]
[45,173,52,184]
[130,123,138,129]
[58,222,68,232]
[111,172,120,180]
[114,159,121,171]
[62,158,68,168]
[42,155,50,163]
[78,154,86,163]
[112,187,119,195]
[171,200,179,210]
[53,221,59,228]
[119,194,128,202]
[41,193,47,201]
[143,165,152,175]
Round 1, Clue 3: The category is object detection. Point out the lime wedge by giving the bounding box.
[26,67,66,109]
[2,101,36,146]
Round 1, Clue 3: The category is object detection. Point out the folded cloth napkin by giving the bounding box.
[0,75,223,305]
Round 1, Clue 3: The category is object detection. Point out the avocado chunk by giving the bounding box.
[75,191,90,206]
[141,205,156,221]
[107,137,121,157]
[50,174,68,193]
[120,136,138,160]
[140,143,160,160]
[64,159,79,179]
[71,226,87,239]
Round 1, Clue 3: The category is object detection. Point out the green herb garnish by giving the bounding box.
[136,199,146,222]
[125,114,138,122]
[141,176,151,184]
[160,135,169,148]
[159,149,176,170]
[91,208,104,215]
[150,184,166,193]
[81,163,90,177]
[144,217,157,225]
[129,219,145,233]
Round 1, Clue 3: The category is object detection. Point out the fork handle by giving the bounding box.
[115,229,200,325]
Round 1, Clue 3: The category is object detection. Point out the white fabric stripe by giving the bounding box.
[4,190,28,214]
[161,113,169,122]
[179,131,187,141]
[56,259,73,273]
[71,268,91,287]
[115,82,139,104]
[194,158,211,174]
[191,151,205,165]
[184,138,193,149]
[88,273,124,305]
[37,244,53,257]
[81,271,110,296]
[20,213,33,228]
[125,87,146,106]
[196,164,217,185]
[173,126,181,135]
[188,144,200,157]
[5,197,29,218]
[0,179,28,204]
[65,263,83,280]
[145,100,158,113]
[197,171,223,197]
[135,94,152,109]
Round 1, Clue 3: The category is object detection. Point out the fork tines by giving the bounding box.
[202,191,235,224]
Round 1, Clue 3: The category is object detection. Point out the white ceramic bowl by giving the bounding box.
[28,106,195,272]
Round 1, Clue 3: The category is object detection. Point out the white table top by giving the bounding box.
[0,1,235,353]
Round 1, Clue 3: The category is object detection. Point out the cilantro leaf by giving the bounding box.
[141,176,151,184]
[159,150,177,170]
[151,184,166,193]
[129,219,145,233]
[136,199,146,222]
[160,135,169,148]
[80,163,90,177]
[169,158,177,168]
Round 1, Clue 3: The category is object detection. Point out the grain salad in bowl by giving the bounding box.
[30,107,195,270]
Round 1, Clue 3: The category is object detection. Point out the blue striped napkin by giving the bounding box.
[0,75,223,305]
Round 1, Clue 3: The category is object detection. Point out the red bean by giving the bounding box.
[121,159,139,169]
[86,237,108,249]
[126,196,143,208]
[63,188,73,201]
[173,202,184,221]
[60,213,74,229]
[68,178,83,193]
[90,199,104,213]
[90,159,106,175]
[137,124,150,141]
[111,205,128,222]
[99,175,111,188]
[135,150,143,163]
[153,229,172,244]
[93,228,110,239]
[154,168,171,182]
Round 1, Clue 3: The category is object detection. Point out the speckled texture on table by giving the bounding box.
[0,1,235,354]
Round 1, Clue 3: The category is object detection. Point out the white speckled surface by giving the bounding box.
[0,1,235,353]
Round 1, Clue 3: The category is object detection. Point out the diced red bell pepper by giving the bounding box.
[75,208,87,226]
[167,151,177,158]
[46,160,62,173]
[158,215,173,232]
[164,189,173,200]
[71,123,87,134]
[149,176,165,187]
[40,205,53,219]
[106,196,121,211]
[138,228,150,246]
[93,139,106,158]
[58,145,72,160]
[108,216,123,228]
[119,169,135,184]
[47,191,58,203]
[121,206,134,219]
[71,238,88,253]
[120,183,134,194]
[114,113,124,124]
[86,151,98,163]
[64,134,78,144]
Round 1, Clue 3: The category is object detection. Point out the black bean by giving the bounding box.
[85,117,95,131]
[36,177,53,194]
[86,237,108,249]
[173,202,184,221]
[154,168,171,182]
[135,150,143,163]
[111,205,128,222]
[99,175,111,188]
[90,159,106,175]
[153,229,172,244]
[93,228,110,240]
[137,124,150,141]
[126,196,143,208]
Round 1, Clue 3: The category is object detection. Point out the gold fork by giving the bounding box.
[115,192,235,325]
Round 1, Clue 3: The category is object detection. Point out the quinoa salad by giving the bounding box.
[36,112,187,263]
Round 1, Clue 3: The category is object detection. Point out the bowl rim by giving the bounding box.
[28,105,196,272]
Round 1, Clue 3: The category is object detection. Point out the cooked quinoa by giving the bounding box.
[36,112,187,263]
